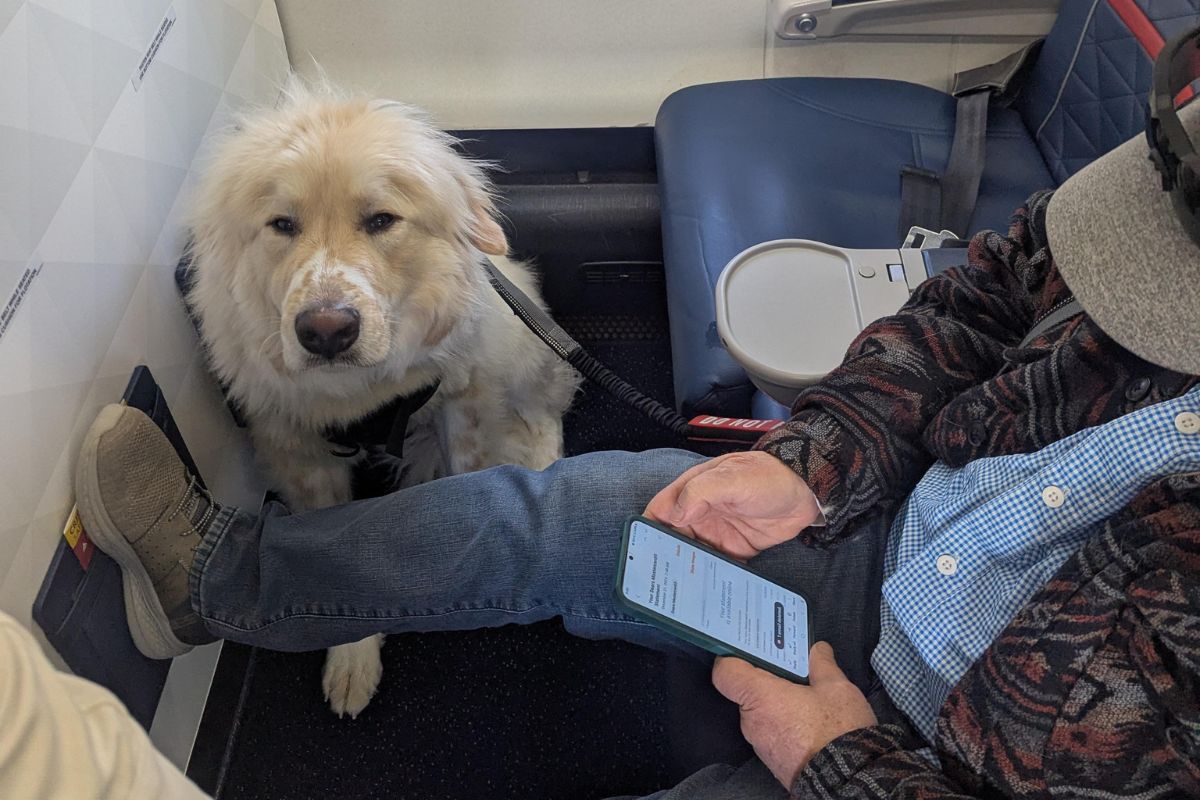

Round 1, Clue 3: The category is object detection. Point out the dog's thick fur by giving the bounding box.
[186,79,578,717]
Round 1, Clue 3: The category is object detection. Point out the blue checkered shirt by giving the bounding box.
[872,387,1200,741]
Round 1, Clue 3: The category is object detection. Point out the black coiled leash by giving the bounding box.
[482,261,781,445]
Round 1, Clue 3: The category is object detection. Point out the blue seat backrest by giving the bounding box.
[1018,0,1200,185]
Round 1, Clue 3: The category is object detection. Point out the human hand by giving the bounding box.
[643,451,822,560]
[712,643,877,790]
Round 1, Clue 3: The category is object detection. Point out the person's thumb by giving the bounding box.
[672,477,715,526]
[807,642,846,685]
[712,656,785,707]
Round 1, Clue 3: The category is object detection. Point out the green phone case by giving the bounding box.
[613,514,812,684]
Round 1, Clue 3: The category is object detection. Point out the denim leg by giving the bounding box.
[191,449,706,653]
[747,512,889,690]
[191,448,890,689]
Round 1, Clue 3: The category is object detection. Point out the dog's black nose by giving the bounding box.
[295,305,361,359]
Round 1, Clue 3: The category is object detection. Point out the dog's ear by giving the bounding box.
[452,162,508,256]
[468,199,508,256]
[374,100,509,256]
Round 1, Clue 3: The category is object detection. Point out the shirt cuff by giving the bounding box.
[793,725,912,796]
[755,416,845,539]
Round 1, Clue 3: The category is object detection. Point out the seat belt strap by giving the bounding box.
[950,39,1044,101]
[1019,298,1084,348]
[938,90,990,238]
[898,39,1044,240]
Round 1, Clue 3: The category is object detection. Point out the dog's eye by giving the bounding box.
[269,217,298,236]
[364,212,399,234]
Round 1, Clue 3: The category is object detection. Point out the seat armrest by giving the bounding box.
[773,0,1058,40]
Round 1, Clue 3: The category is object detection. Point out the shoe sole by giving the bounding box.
[75,404,192,660]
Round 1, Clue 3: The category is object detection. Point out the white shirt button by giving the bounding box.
[936,554,958,576]
[1042,485,1066,508]
[1175,412,1200,434]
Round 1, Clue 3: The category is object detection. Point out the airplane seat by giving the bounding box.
[656,0,1200,420]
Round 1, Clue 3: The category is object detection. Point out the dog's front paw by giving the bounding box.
[322,636,384,718]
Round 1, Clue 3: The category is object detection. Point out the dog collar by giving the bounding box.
[324,380,441,459]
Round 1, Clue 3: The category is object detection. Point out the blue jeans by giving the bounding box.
[190,449,889,799]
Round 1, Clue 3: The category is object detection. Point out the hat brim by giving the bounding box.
[1047,107,1200,375]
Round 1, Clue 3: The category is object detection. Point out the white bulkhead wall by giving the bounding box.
[0,0,285,769]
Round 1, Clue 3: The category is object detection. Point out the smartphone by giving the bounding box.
[614,515,812,683]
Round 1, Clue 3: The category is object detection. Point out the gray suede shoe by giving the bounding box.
[75,404,220,659]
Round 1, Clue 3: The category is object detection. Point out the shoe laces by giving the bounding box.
[164,474,217,544]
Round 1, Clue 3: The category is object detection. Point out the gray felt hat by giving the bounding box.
[1048,102,1200,375]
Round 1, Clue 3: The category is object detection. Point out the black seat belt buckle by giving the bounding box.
[898,165,943,240]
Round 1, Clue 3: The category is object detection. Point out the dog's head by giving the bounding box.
[188,80,506,378]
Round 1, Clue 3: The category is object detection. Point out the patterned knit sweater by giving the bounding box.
[755,190,1200,797]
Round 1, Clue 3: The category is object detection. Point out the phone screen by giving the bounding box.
[620,518,809,679]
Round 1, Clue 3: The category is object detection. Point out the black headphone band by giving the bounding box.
[1147,23,1200,245]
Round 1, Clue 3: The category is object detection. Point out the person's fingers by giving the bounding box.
[700,528,758,562]
[672,460,753,526]
[642,490,679,527]
[671,476,717,527]
[643,457,723,525]
[670,500,762,561]
[806,642,845,685]
[712,657,759,705]
[712,656,791,706]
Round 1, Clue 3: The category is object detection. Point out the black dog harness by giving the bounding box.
[323,381,440,459]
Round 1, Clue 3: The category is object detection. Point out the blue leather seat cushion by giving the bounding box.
[656,77,1054,417]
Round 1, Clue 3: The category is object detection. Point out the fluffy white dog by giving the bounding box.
[185,79,578,717]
